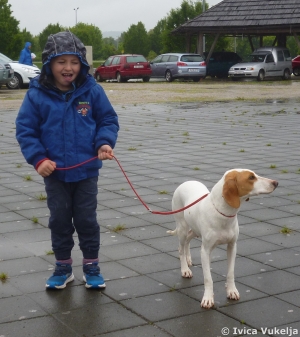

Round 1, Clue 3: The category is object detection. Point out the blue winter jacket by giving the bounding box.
[16,75,119,182]
[19,42,33,66]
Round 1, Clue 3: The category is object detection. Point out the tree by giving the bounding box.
[0,0,22,58]
[148,19,166,55]
[38,23,64,51]
[161,0,204,53]
[70,23,103,60]
[123,22,150,55]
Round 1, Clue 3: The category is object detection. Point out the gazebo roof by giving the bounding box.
[172,0,300,36]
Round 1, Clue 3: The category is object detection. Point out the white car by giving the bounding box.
[0,52,41,89]
[228,47,292,81]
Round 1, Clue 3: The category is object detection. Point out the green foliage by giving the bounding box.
[123,22,150,55]
[0,0,22,58]
[38,23,64,51]
[161,0,205,53]
[70,23,103,59]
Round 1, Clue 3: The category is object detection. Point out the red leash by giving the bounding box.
[56,155,209,215]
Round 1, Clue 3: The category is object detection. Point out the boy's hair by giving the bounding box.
[39,31,90,88]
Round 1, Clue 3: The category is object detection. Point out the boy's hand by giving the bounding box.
[98,145,114,160]
[37,160,56,177]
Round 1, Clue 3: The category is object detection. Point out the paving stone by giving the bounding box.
[54,302,146,335]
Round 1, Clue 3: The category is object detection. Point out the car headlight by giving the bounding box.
[245,67,255,71]
[21,67,36,74]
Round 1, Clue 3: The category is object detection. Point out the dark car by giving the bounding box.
[94,54,152,83]
[292,55,300,76]
[150,53,206,82]
[204,51,242,78]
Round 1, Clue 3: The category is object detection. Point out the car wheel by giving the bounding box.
[282,68,291,80]
[257,70,265,81]
[6,73,23,89]
[165,70,173,82]
[293,67,300,76]
[142,77,150,82]
[116,72,124,83]
[95,73,104,82]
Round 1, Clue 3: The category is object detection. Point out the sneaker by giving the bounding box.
[46,262,74,289]
[83,262,106,289]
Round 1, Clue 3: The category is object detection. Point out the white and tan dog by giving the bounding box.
[168,169,278,309]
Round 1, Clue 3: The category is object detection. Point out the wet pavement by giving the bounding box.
[0,98,300,337]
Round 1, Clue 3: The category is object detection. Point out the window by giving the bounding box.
[277,51,284,62]
[283,49,291,61]
[266,54,274,63]
[181,55,204,62]
[112,57,120,65]
[104,57,113,66]
[161,55,170,62]
[168,55,178,62]
[126,56,147,63]
[152,55,162,63]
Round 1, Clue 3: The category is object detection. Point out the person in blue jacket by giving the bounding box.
[19,42,33,66]
[16,31,119,290]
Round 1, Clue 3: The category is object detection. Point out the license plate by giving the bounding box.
[235,71,244,74]
[188,68,199,72]
[134,65,143,68]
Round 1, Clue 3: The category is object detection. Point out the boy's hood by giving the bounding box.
[25,42,31,49]
[41,31,90,76]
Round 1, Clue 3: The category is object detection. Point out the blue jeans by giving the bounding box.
[44,176,100,260]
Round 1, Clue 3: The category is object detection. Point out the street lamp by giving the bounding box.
[74,7,79,25]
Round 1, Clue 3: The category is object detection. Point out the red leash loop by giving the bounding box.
[112,156,209,215]
[55,156,98,170]
[55,155,209,215]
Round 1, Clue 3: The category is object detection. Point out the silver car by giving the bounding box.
[150,53,206,82]
[228,47,292,81]
[0,60,14,87]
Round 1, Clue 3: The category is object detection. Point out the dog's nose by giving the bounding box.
[272,181,278,188]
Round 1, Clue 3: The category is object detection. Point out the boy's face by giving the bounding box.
[50,55,81,91]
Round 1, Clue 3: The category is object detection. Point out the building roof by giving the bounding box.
[172,0,300,36]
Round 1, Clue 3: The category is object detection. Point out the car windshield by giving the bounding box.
[0,53,12,63]
[126,56,147,63]
[180,55,204,62]
[249,53,269,62]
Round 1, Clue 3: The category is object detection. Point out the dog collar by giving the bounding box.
[212,201,237,218]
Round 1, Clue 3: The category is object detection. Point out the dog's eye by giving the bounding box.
[249,175,256,180]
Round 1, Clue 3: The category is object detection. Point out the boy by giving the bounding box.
[16,31,119,289]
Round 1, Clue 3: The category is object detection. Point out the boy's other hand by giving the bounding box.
[37,160,56,177]
[98,145,114,160]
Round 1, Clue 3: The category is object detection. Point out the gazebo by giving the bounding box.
[172,0,300,60]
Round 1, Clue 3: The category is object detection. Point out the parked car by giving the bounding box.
[94,54,151,83]
[204,51,242,78]
[0,53,41,89]
[150,53,206,82]
[0,59,14,87]
[228,47,292,81]
[292,55,300,76]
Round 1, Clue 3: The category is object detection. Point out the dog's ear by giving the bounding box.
[223,172,240,208]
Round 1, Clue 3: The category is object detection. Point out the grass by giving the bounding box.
[36,193,47,200]
[24,175,32,181]
[280,226,292,234]
[45,250,54,255]
[111,224,126,232]
[31,216,39,224]
[0,272,8,282]
[159,190,168,194]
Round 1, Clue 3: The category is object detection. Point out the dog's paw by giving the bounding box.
[227,288,240,301]
[201,295,214,309]
[181,268,193,278]
[186,256,193,266]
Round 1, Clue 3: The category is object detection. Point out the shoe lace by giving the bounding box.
[85,265,100,276]
[53,264,70,276]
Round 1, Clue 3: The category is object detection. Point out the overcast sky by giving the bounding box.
[8,0,222,36]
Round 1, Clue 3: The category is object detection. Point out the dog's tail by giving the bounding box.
[167,229,177,236]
